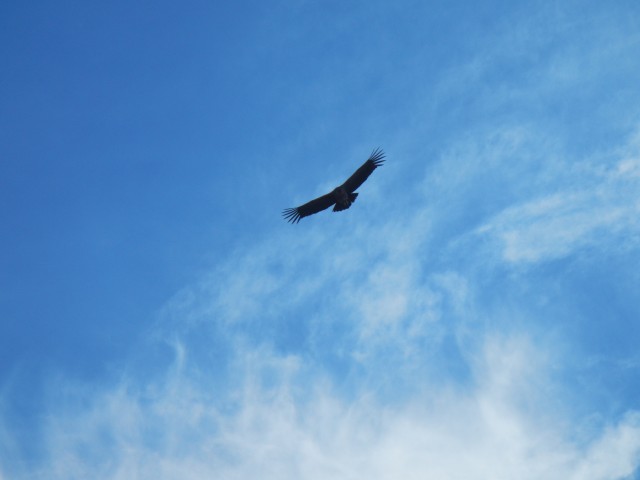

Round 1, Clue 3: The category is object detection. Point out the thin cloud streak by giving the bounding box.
[475,137,640,265]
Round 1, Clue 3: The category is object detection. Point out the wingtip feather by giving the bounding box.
[282,207,302,223]
[369,147,385,167]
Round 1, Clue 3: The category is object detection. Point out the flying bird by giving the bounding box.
[283,148,385,223]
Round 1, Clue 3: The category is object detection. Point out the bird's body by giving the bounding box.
[283,148,385,223]
[331,187,358,212]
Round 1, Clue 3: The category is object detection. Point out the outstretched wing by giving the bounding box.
[282,192,335,223]
[340,148,385,193]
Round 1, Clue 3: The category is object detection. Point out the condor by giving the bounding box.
[283,148,385,223]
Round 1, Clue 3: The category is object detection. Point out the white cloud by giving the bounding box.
[468,129,640,265]
[571,412,640,480]
[20,334,640,480]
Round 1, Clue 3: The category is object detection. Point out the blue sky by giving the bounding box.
[2,0,640,478]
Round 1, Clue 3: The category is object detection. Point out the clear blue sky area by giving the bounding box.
[2,0,640,478]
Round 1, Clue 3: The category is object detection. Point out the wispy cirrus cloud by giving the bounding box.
[17,333,640,480]
[474,138,640,265]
